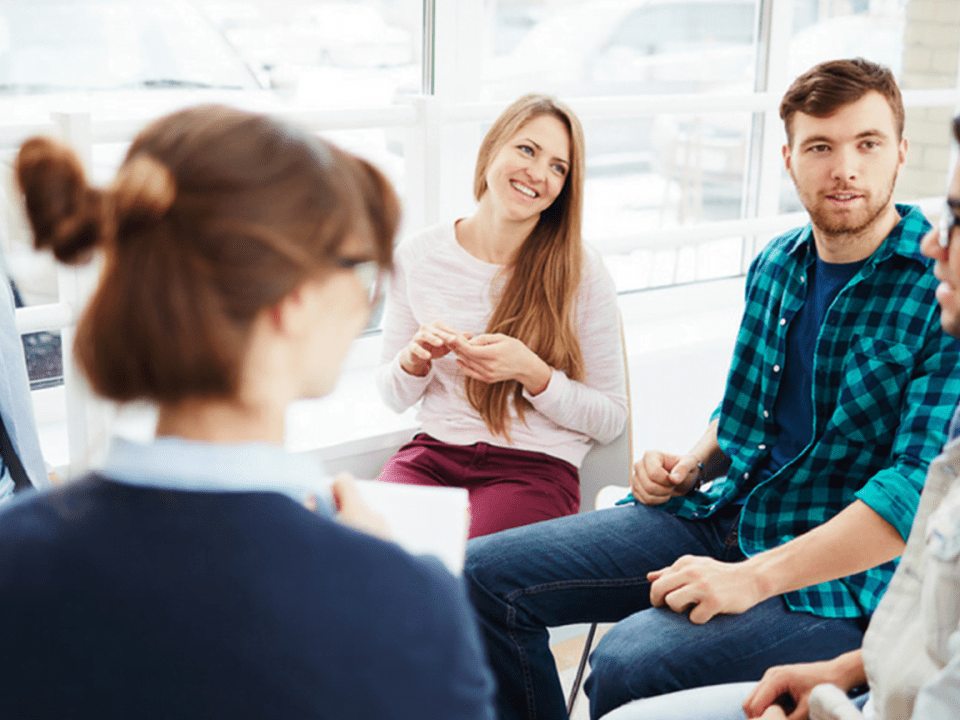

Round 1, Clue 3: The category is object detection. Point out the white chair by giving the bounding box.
[577,317,633,512]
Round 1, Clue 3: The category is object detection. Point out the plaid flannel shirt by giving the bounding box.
[662,205,960,618]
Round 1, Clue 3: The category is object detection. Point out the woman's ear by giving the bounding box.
[268,284,307,334]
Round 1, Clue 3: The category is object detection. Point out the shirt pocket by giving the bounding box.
[923,489,960,665]
[827,336,916,443]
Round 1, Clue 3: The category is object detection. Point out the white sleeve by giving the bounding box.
[809,684,866,720]
[522,252,628,444]
[376,250,434,413]
[911,614,960,717]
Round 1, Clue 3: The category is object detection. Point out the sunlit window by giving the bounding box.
[0,0,955,463]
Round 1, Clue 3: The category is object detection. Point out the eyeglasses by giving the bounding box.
[337,258,384,304]
[939,203,960,249]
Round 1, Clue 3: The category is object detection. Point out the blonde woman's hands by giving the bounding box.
[399,320,471,376]
[450,333,551,396]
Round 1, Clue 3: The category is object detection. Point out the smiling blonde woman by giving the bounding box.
[377,93,628,538]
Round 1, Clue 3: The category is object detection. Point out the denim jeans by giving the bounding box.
[464,502,866,720]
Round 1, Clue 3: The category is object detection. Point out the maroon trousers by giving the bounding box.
[378,434,580,538]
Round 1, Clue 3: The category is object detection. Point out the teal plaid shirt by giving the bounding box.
[662,205,960,618]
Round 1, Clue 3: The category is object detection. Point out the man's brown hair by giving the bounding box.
[780,58,904,146]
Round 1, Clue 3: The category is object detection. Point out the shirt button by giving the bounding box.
[763,410,770,418]
[773,364,781,373]
[780,318,786,326]
[800,276,806,283]
[743,472,750,480]
[758,444,767,450]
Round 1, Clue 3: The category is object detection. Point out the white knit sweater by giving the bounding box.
[377,223,628,468]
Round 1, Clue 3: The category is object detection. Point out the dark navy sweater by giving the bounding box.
[0,475,495,719]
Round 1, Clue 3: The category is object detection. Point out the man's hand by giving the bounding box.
[630,450,701,505]
[742,652,866,720]
[647,555,767,624]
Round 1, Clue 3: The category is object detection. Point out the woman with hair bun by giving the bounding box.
[377,93,628,537]
[0,105,495,720]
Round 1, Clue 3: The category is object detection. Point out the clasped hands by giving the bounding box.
[647,554,767,624]
[400,319,550,395]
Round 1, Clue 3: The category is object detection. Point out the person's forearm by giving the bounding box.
[399,349,431,376]
[743,500,905,600]
[516,354,551,396]
[687,419,731,482]
[376,355,431,413]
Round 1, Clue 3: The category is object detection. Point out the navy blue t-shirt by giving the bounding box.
[750,253,867,489]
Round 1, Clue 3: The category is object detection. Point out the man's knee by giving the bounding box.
[585,614,689,716]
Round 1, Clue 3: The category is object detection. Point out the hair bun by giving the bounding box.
[110,154,177,236]
[15,136,105,264]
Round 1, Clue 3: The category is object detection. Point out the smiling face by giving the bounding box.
[481,113,571,225]
[783,90,907,258]
[921,161,960,338]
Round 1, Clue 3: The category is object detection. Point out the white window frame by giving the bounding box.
[1,0,956,474]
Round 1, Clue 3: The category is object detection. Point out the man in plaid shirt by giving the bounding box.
[465,59,960,720]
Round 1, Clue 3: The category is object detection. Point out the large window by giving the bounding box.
[468,0,918,290]
[0,0,956,467]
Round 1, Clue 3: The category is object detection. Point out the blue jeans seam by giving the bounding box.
[503,576,651,720]
[504,576,650,603]
[504,603,539,720]
[735,615,855,663]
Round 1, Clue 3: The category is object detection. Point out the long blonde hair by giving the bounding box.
[466,94,586,438]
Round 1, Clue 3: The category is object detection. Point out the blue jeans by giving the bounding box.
[464,502,866,720]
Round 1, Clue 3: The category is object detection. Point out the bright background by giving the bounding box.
[0,0,957,477]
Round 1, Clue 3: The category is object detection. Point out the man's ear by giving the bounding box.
[782,143,792,171]
[898,136,908,167]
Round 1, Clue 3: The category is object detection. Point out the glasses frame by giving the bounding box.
[939,201,960,249]
[336,257,384,305]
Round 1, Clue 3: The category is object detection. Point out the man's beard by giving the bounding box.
[795,169,898,240]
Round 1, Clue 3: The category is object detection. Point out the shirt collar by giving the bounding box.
[785,204,931,267]
[100,436,334,515]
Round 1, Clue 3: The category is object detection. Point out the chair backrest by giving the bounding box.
[578,315,633,512]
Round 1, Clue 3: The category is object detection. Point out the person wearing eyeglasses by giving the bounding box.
[464,60,960,720]
[0,105,496,720]
[594,115,960,720]
[376,93,628,538]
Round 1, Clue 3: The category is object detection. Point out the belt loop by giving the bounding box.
[474,442,488,464]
